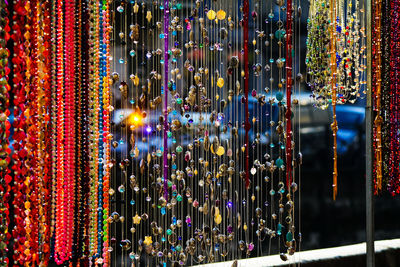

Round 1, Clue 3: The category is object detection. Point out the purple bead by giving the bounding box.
[227,225,233,234]
[248,243,255,251]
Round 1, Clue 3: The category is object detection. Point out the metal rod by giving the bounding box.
[366,0,375,264]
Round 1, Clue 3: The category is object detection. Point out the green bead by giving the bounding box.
[166,229,172,235]
[176,145,183,153]
[286,231,293,242]
[167,131,172,138]
[176,195,182,201]
[176,98,183,104]
[275,29,286,40]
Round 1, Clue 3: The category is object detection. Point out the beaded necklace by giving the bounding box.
[54,0,67,262]
[373,0,383,193]
[88,0,100,258]
[0,2,11,265]
[381,0,391,185]
[102,0,112,264]
[388,0,400,194]
[330,0,339,200]
[11,0,29,264]
[285,0,293,189]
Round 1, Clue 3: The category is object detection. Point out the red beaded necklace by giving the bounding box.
[11,0,29,264]
[0,2,12,265]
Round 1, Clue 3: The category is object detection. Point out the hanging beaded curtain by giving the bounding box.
[305,0,367,199]
[0,0,305,265]
[109,0,303,265]
[0,0,110,265]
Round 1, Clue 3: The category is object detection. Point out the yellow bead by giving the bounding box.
[214,214,222,224]
[133,214,141,224]
[143,236,153,246]
[207,10,216,20]
[217,77,224,88]
[146,11,152,22]
[133,75,140,86]
[133,3,139,13]
[216,146,225,156]
[216,10,226,20]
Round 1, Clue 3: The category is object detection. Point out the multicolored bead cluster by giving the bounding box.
[306,0,366,199]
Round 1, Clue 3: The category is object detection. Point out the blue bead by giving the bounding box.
[276,91,284,101]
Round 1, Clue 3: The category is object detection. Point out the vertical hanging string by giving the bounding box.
[286,0,293,189]
[163,0,169,200]
[373,0,383,192]
[243,0,250,189]
[330,0,338,200]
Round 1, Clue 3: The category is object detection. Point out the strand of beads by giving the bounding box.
[11,0,29,264]
[37,0,53,262]
[372,0,383,193]
[330,0,339,200]
[50,0,58,254]
[24,0,40,263]
[388,0,400,194]
[285,0,294,189]
[54,0,66,262]
[73,0,83,261]
[102,0,112,264]
[381,0,391,184]
[0,2,11,265]
[88,0,100,258]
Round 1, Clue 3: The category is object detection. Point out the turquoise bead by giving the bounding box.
[276,158,284,168]
[286,231,293,242]
[276,91,284,102]
[277,223,283,235]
